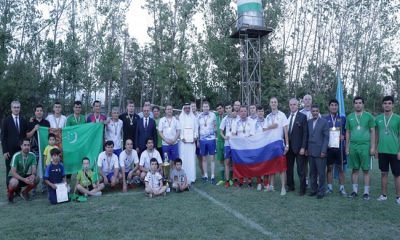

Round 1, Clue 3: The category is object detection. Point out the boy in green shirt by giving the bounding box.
[7,138,39,203]
[345,96,376,200]
[374,96,400,204]
[215,103,225,185]
[75,157,104,196]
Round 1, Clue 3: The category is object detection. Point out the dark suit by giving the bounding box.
[307,117,329,196]
[135,117,157,154]
[286,111,308,193]
[119,112,140,148]
[1,115,28,184]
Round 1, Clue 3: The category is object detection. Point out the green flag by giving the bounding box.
[39,123,104,175]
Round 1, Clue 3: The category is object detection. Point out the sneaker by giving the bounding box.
[247,183,253,188]
[229,180,234,186]
[349,192,358,199]
[216,180,225,186]
[270,186,275,192]
[256,184,262,191]
[263,184,269,192]
[396,197,400,205]
[325,189,333,194]
[20,191,31,201]
[133,176,141,185]
[148,193,153,198]
[280,188,287,196]
[211,178,216,185]
[225,181,230,188]
[94,191,102,197]
[377,194,387,201]
[363,193,370,200]
[339,189,347,197]
[202,177,208,184]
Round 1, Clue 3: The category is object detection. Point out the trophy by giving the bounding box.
[162,153,171,192]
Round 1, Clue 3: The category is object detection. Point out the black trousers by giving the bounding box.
[286,149,306,193]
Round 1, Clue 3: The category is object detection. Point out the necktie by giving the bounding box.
[145,118,148,128]
[15,117,20,133]
[289,113,294,134]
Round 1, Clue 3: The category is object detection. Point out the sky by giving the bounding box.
[126,1,152,45]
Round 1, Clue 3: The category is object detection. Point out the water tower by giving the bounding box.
[230,0,272,107]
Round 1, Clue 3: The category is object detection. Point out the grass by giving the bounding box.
[1,149,400,240]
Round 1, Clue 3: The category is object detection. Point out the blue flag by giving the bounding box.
[336,73,346,117]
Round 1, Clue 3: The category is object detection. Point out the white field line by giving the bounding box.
[192,186,277,239]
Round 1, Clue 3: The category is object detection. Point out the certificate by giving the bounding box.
[183,128,194,143]
[329,129,340,148]
[56,183,69,203]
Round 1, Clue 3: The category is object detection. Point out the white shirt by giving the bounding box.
[139,149,162,170]
[220,115,238,146]
[119,149,139,172]
[158,116,181,145]
[266,110,288,139]
[232,117,255,137]
[198,112,216,140]
[144,171,162,189]
[12,114,20,131]
[300,108,312,120]
[46,114,67,128]
[97,151,119,175]
[143,117,150,128]
[254,117,267,134]
[288,111,298,133]
[105,119,123,149]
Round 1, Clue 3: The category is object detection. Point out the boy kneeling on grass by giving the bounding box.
[145,158,167,198]
[76,157,104,197]
[44,148,66,204]
[97,140,120,189]
[170,158,189,192]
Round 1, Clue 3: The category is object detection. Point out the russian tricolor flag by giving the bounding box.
[230,131,287,178]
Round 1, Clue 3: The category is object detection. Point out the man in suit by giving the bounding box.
[119,100,140,149]
[286,98,308,195]
[307,105,329,199]
[1,101,28,185]
[135,106,157,155]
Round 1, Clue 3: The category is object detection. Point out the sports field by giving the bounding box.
[1,152,399,240]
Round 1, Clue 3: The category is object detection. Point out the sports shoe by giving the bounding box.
[229,180,234,186]
[339,189,347,197]
[225,181,230,188]
[148,193,153,198]
[247,183,253,188]
[202,177,208,184]
[396,197,400,205]
[94,191,102,197]
[256,184,262,191]
[133,176,141,185]
[216,180,225,186]
[377,194,387,201]
[349,192,358,199]
[211,178,216,185]
[363,193,370,200]
[325,189,333,194]
[20,191,31,201]
[280,188,287,196]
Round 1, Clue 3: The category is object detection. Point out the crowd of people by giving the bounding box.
[1,94,400,205]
